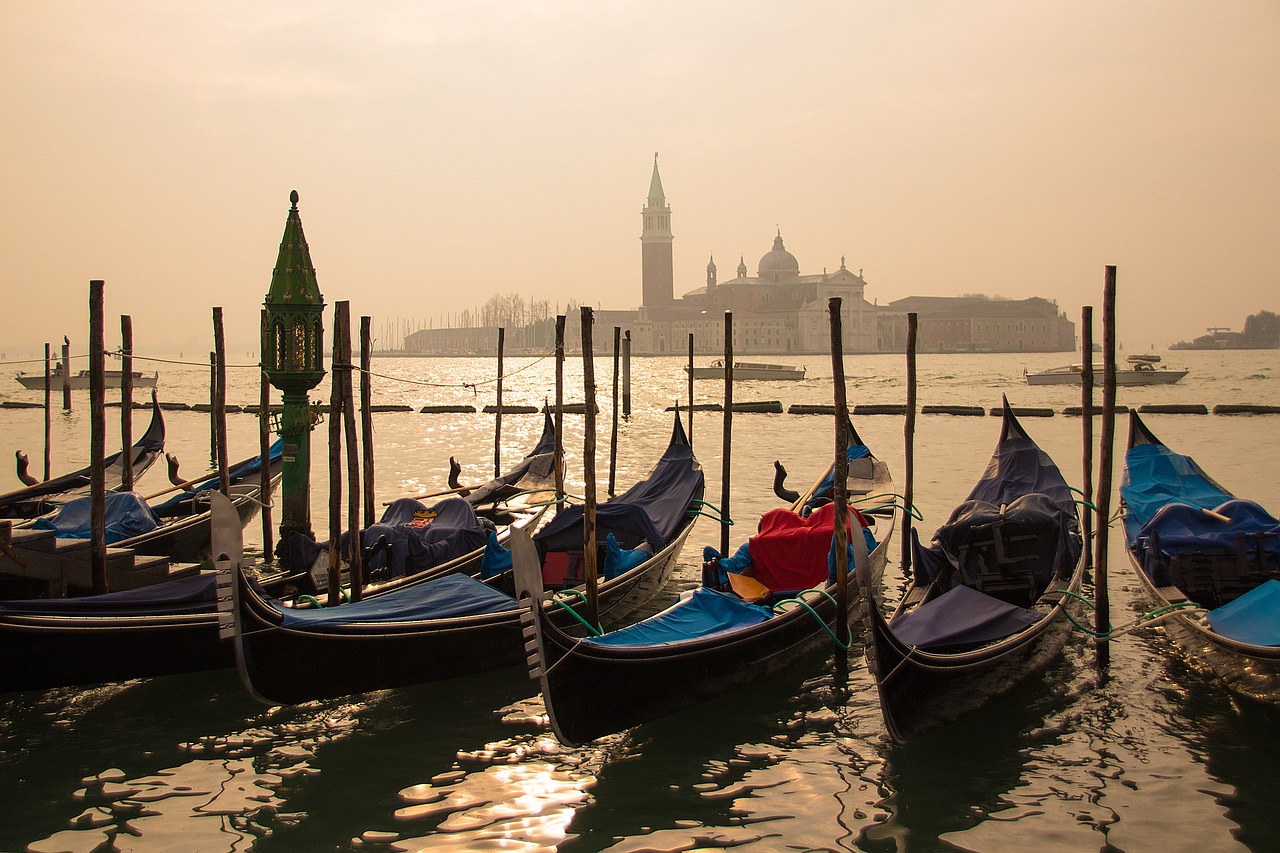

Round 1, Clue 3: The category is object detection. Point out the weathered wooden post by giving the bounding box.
[829,297,851,650]
[1081,306,1095,572]
[609,326,620,498]
[62,336,71,412]
[213,308,230,496]
[554,315,566,514]
[43,342,51,481]
[327,305,344,606]
[261,190,326,543]
[721,311,733,558]
[120,316,134,492]
[209,351,218,467]
[580,306,600,628]
[338,303,362,601]
[360,316,375,531]
[259,309,275,563]
[903,312,917,577]
[1095,268,1118,672]
[495,327,505,479]
[622,330,632,418]
[687,332,695,448]
[89,282,107,594]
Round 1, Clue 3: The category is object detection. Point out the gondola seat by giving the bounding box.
[890,584,1043,652]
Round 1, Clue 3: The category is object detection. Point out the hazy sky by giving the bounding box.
[2,1,1277,356]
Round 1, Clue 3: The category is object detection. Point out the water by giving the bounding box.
[2,349,1278,852]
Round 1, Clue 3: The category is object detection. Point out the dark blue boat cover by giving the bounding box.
[362,497,491,578]
[535,415,702,555]
[152,440,283,514]
[1207,579,1280,646]
[463,410,556,508]
[279,572,515,627]
[889,584,1043,650]
[582,587,773,648]
[1136,499,1280,561]
[34,491,160,544]
[912,493,1079,587]
[0,572,216,616]
[1121,442,1234,543]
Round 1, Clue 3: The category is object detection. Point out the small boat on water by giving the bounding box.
[515,417,895,746]
[0,393,166,519]
[685,360,806,381]
[1024,354,1187,386]
[1121,412,1280,703]
[15,362,159,390]
[857,402,1085,741]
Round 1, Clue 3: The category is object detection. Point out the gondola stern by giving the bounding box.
[210,491,276,707]
[1127,410,1160,450]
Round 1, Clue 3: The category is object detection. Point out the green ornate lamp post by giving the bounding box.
[262,190,325,541]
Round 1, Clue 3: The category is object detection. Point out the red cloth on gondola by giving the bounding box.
[747,502,869,591]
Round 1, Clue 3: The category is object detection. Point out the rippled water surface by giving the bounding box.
[2,349,1279,852]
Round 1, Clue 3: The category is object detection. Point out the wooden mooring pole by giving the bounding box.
[89,281,107,594]
[829,298,851,651]
[554,315,566,514]
[360,316,375,534]
[1095,268,1118,672]
[622,330,632,418]
[339,303,362,601]
[62,336,71,412]
[43,342,51,481]
[120,316,134,492]
[327,304,345,607]
[687,332,695,448]
[609,326,620,498]
[209,351,218,468]
[721,311,733,558]
[495,327,504,479]
[580,306,599,628]
[259,309,275,563]
[1081,306,1095,573]
[213,308,230,496]
[903,312,917,578]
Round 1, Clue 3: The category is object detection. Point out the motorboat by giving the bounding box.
[1024,355,1186,386]
[685,360,806,381]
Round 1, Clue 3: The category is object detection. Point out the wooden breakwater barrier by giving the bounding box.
[920,405,985,416]
[1137,404,1208,415]
[420,404,476,414]
[1063,405,1131,416]
[988,406,1054,417]
[1213,404,1280,415]
[665,401,783,413]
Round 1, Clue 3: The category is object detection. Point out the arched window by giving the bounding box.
[291,321,306,370]
[274,322,286,371]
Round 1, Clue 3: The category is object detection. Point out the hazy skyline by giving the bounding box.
[2,1,1277,357]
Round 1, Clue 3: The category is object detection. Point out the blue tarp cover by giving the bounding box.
[34,491,160,544]
[279,572,515,628]
[535,416,702,555]
[1136,499,1280,561]
[0,573,216,616]
[889,584,1043,650]
[1207,579,1280,646]
[583,587,773,648]
[1121,442,1234,543]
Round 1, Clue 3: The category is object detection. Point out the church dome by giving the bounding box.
[758,232,799,281]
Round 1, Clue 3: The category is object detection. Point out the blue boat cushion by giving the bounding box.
[34,491,160,544]
[603,533,652,580]
[890,584,1044,650]
[535,502,664,556]
[1207,579,1280,646]
[583,587,773,648]
[0,572,217,616]
[279,572,515,628]
[1133,499,1280,603]
[913,493,1078,603]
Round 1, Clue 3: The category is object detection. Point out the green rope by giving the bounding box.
[859,493,923,521]
[1074,498,1100,513]
[296,594,322,609]
[551,593,602,636]
[687,509,733,525]
[1048,590,1203,639]
[772,589,852,651]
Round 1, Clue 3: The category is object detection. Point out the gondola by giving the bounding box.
[1121,412,1280,703]
[857,402,1085,742]
[514,419,896,746]
[0,391,166,519]
[220,411,705,705]
[29,440,284,565]
[0,422,556,695]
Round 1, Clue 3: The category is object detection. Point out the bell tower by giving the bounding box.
[640,152,674,307]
